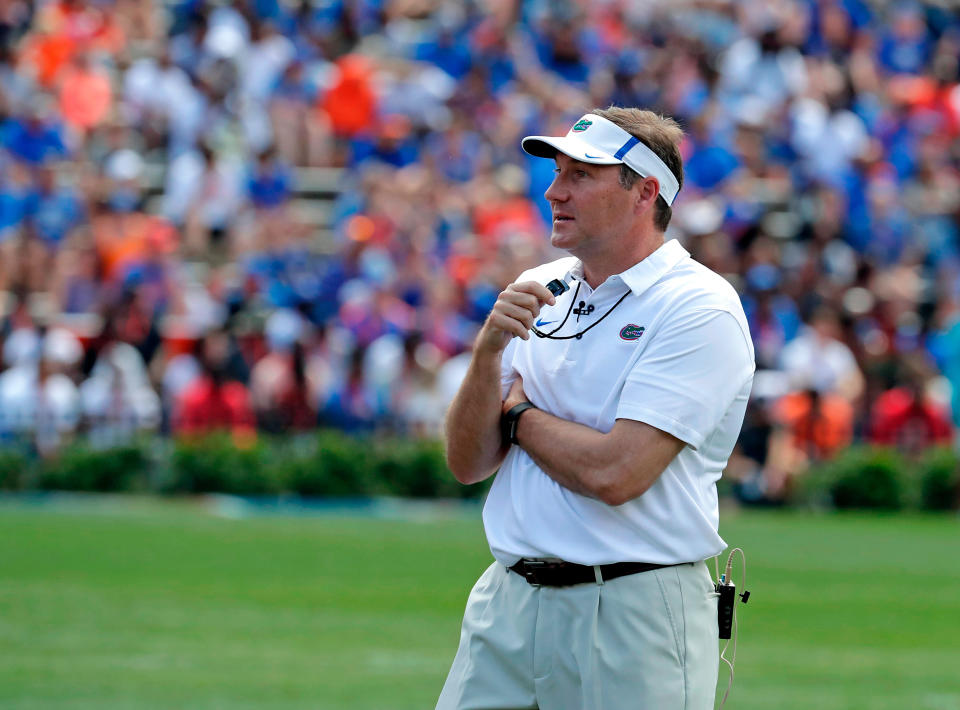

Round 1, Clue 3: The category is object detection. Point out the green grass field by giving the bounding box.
[1,497,959,710]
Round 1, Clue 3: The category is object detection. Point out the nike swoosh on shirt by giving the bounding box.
[535,318,557,327]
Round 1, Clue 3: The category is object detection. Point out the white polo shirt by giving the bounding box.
[485,239,755,566]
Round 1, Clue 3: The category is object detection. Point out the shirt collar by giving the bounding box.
[564,239,689,297]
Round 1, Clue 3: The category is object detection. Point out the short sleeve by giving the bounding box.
[617,309,754,449]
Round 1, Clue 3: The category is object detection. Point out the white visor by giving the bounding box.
[522,113,681,206]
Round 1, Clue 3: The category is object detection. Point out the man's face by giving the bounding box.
[544,153,636,261]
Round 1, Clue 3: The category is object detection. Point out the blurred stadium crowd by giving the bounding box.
[1,0,959,501]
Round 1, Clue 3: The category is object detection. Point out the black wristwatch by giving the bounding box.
[502,402,537,445]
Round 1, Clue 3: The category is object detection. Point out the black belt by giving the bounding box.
[509,558,681,587]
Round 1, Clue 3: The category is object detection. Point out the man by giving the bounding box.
[437,107,755,710]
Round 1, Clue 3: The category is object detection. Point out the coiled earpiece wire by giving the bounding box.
[715,547,748,710]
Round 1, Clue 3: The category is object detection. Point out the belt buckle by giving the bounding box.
[520,558,557,587]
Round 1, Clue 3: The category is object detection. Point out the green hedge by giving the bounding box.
[0,431,490,500]
[918,448,960,511]
[0,449,29,491]
[281,430,376,497]
[168,435,279,495]
[800,446,960,511]
[802,447,909,510]
[1,434,957,510]
[38,444,151,493]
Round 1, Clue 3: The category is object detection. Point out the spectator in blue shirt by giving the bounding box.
[349,115,419,169]
[23,164,86,245]
[878,4,933,75]
[2,104,68,166]
[415,26,474,81]
[0,159,33,238]
[247,146,292,209]
[0,186,26,237]
[684,119,742,191]
[535,20,590,85]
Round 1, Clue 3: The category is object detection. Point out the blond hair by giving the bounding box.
[591,107,684,232]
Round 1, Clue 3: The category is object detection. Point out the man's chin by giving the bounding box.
[550,229,577,251]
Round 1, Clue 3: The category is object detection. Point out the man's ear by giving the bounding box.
[633,176,660,216]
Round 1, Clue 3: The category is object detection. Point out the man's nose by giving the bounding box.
[544,177,567,203]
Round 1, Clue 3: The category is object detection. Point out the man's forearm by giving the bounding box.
[512,407,683,506]
[444,350,509,484]
[512,408,621,501]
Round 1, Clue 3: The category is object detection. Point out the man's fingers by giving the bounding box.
[509,281,556,307]
[496,302,535,330]
[488,311,531,340]
[482,280,559,344]
[499,289,541,313]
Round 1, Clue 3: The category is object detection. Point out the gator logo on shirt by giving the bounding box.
[619,324,645,341]
[572,119,592,132]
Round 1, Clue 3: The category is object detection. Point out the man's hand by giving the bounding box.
[503,376,528,414]
[475,281,556,355]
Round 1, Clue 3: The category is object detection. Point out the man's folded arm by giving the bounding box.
[510,308,754,505]
[444,348,512,484]
[512,411,685,506]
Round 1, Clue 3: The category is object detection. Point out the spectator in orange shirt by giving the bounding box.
[764,386,855,498]
[775,388,855,462]
[91,148,177,283]
[18,30,74,88]
[59,53,112,134]
[20,1,124,88]
[471,165,543,248]
[321,54,377,140]
[37,0,125,55]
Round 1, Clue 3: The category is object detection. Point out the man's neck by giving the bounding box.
[581,232,666,289]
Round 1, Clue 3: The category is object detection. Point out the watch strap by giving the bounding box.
[503,401,537,445]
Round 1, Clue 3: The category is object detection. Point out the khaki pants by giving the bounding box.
[436,561,719,710]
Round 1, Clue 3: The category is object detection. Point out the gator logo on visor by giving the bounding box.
[572,119,592,132]
[619,324,645,341]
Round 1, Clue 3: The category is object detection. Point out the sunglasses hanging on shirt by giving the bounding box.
[532,279,631,341]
